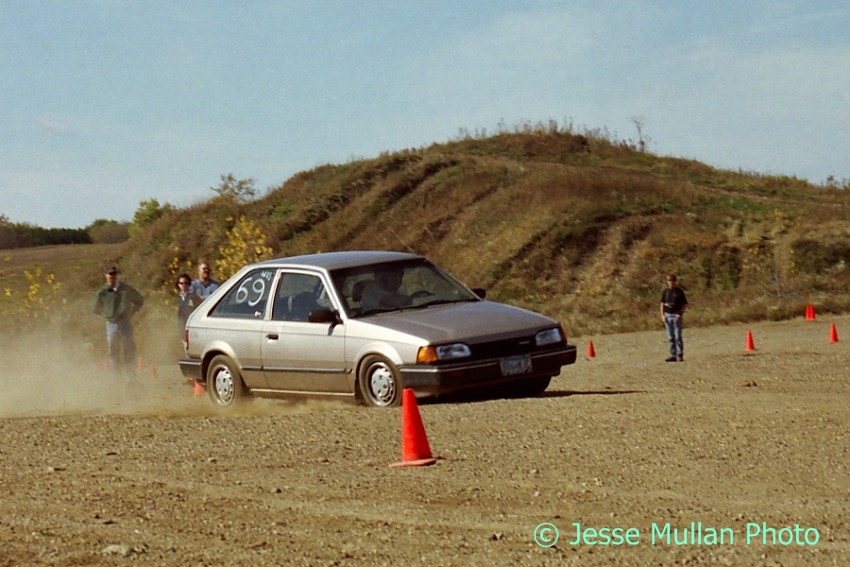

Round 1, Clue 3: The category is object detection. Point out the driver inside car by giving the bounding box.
[360,266,408,312]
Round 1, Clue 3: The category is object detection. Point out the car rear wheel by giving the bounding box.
[358,355,402,407]
[207,355,247,408]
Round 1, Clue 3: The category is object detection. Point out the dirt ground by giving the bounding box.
[2,314,849,566]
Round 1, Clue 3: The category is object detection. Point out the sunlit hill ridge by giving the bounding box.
[3,126,850,340]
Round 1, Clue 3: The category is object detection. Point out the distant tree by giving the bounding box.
[210,173,257,203]
[87,219,130,243]
[825,175,850,190]
[129,199,174,237]
[30,226,90,246]
[631,116,647,152]
[0,215,13,248]
[0,217,90,249]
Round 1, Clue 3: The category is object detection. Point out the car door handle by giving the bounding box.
[266,334,279,340]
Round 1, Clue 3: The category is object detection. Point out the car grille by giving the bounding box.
[467,335,551,361]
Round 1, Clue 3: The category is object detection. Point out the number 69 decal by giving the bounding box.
[234,270,273,306]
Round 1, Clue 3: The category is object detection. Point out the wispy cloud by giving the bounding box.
[33,116,72,136]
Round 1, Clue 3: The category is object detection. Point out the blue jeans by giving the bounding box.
[106,320,137,379]
[664,313,684,358]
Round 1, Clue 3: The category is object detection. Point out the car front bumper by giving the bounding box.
[399,344,577,395]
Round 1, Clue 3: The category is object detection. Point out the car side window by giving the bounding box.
[209,269,274,319]
[271,273,328,322]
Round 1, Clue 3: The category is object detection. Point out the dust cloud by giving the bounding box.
[0,319,353,419]
[1,323,191,418]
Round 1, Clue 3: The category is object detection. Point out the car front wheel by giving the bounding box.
[358,355,402,407]
[206,355,247,409]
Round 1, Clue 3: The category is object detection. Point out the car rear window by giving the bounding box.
[210,269,275,319]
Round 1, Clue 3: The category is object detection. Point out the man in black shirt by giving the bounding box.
[659,274,688,362]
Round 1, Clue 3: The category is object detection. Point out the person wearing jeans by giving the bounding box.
[92,265,145,379]
[660,274,688,362]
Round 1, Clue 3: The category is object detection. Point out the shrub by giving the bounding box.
[215,216,275,280]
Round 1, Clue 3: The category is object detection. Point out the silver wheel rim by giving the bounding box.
[213,365,235,405]
[367,362,396,407]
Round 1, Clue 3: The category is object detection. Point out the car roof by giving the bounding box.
[252,250,423,271]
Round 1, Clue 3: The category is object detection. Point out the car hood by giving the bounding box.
[357,301,559,344]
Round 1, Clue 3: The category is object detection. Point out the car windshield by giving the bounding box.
[332,259,480,317]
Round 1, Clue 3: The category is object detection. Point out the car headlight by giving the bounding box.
[535,327,564,347]
[416,343,471,363]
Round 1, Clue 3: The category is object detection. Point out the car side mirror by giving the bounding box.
[471,287,486,299]
[308,309,342,324]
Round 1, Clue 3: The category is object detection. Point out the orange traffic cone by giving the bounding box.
[137,355,144,370]
[587,340,596,359]
[745,330,756,352]
[806,305,816,321]
[390,388,437,468]
[149,362,158,381]
[192,380,204,397]
[829,323,839,344]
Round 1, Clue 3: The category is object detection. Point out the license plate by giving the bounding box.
[500,354,532,376]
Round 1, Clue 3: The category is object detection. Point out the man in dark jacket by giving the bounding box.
[92,265,144,379]
[660,273,688,362]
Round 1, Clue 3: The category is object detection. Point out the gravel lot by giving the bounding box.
[2,315,849,565]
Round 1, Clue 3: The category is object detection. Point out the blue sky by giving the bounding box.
[2,1,849,229]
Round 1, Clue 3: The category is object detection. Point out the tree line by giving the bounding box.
[1,174,257,250]
[0,215,130,249]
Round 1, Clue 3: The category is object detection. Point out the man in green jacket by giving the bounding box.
[92,265,144,380]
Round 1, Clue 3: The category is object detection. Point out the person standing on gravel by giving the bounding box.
[660,273,688,362]
[92,265,145,380]
[175,273,202,351]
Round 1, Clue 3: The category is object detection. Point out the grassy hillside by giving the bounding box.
[5,129,850,345]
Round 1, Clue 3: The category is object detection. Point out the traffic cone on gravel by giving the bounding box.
[745,330,756,352]
[805,305,816,321]
[390,389,437,468]
[587,340,596,359]
[830,323,839,344]
[192,380,204,397]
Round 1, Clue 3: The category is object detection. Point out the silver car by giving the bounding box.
[179,251,577,408]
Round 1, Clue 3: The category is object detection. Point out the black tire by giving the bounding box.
[357,355,403,407]
[206,355,248,409]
